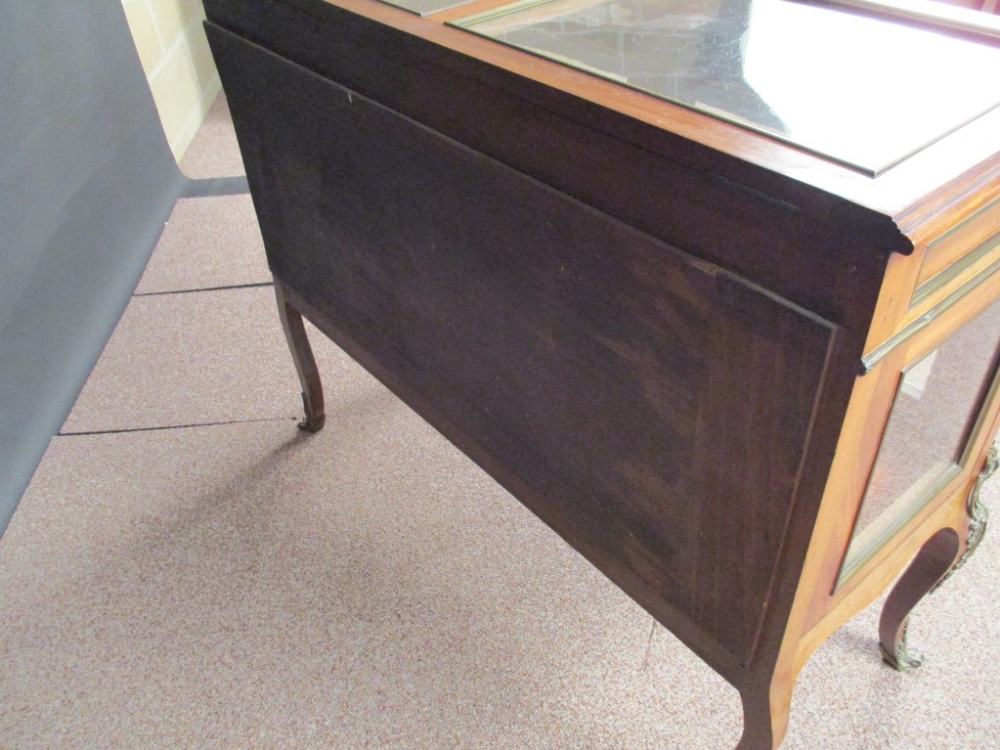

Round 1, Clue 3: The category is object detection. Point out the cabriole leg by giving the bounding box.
[274,280,325,433]
[878,527,961,671]
[880,446,997,670]
[735,675,794,750]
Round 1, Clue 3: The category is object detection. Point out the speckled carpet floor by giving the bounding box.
[1,94,998,750]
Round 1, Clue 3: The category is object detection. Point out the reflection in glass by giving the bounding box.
[454,0,1000,174]
[845,295,1000,572]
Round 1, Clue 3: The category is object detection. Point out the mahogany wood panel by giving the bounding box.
[203,0,897,337]
[207,25,839,674]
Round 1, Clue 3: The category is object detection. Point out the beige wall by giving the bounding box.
[121,0,220,163]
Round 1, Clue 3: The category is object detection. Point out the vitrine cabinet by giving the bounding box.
[203,0,1000,746]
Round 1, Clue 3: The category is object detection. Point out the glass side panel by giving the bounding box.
[844,295,1000,573]
[453,0,1000,174]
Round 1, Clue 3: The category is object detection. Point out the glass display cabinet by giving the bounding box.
[202,0,1000,746]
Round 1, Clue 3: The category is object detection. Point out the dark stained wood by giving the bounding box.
[274,280,325,433]
[204,0,899,332]
[203,1,1000,747]
[737,684,787,750]
[209,25,839,673]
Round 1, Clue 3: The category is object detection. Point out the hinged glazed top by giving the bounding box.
[449,0,1000,175]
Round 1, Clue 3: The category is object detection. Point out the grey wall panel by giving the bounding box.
[0,1,184,533]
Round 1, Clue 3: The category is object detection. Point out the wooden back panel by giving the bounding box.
[209,26,840,675]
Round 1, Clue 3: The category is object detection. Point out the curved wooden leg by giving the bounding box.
[274,280,325,433]
[878,527,961,671]
[881,447,997,670]
[735,675,794,750]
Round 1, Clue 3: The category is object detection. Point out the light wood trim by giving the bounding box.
[795,491,967,672]
[917,193,1000,287]
[801,266,1000,633]
[906,239,1000,322]
[862,178,1000,357]
[773,324,1000,729]
[862,257,1000,371]
[802,383,1000,661]
[894,261,1000,366]
[860,250,924,360]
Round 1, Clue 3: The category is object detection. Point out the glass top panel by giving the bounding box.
[379,0,479,16]
[454,0,1000,174]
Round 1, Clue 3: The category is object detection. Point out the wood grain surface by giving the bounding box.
[209,25,838,673]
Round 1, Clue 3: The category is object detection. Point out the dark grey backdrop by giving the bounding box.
[0,1,185,534]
